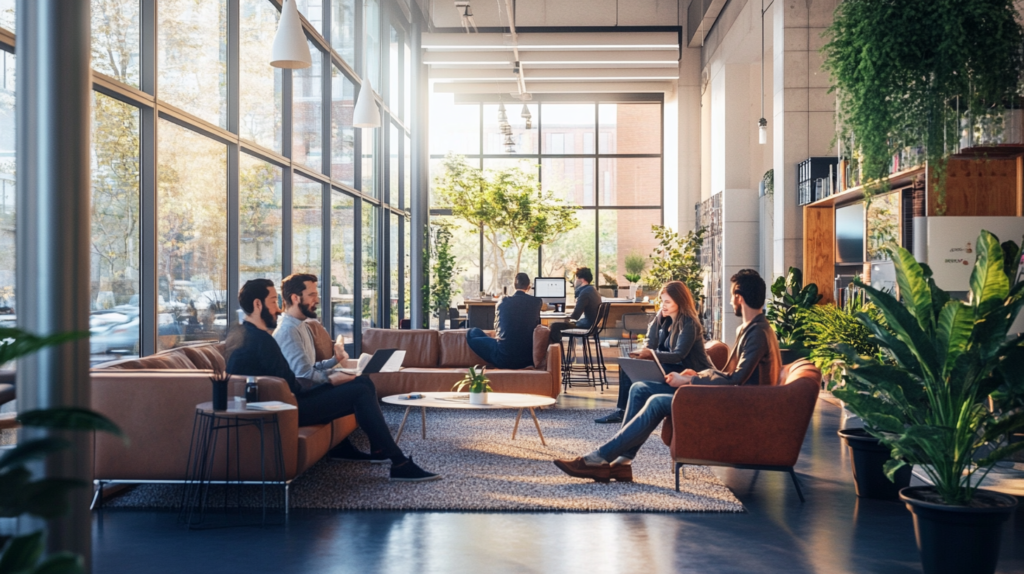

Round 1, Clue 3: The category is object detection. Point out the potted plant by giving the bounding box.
[425,221,460,330]
[832,231,1024,574]
[803,291,911,499]
[453,365,493,405]
[624,252,647,301]
[766,267,822,364]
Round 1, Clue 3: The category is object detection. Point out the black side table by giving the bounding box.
[178,401,292,528]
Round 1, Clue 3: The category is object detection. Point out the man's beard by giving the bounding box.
[733,304,742,317]
[261,305,278,330]
[298,301,318,319]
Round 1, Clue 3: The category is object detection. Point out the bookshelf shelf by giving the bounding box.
[807,165,926,208]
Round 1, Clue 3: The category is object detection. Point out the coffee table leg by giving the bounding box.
[396,407,411,443]
[421,407,427,439]
[528,407,546,446]
[511,408,524,440]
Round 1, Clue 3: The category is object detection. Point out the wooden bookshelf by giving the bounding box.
[807,165,926,208]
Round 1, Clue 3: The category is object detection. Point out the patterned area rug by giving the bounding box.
[106,406,744,513]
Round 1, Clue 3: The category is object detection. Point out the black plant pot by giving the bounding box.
[779,347,808,366]
[837,428,911,500]
[900,486,1018,574]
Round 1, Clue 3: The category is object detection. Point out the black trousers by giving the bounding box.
[295,376,402,461]
[616,362,685,410]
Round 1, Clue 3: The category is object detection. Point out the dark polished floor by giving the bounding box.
[91,384,1024,574]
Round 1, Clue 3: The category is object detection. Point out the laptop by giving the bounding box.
[337,349,405,376]
[617,354,667,383]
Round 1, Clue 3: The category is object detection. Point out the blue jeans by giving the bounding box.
[597,381,676,461]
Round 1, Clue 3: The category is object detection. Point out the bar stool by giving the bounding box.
[560,302,611,391]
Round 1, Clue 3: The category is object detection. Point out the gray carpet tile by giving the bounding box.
[106,405,744,513]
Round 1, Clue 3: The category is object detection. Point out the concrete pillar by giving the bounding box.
[15,0,93,567]
[772,0,836,280]
[672,45,704,233]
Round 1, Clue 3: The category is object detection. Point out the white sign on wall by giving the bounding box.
[923,217,1024,291]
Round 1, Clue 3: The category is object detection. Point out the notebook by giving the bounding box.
[336,349,405,376]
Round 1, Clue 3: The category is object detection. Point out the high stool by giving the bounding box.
[560,303,611,391]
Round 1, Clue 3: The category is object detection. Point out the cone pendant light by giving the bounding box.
[353,76,381,128]
[271,0,312,69]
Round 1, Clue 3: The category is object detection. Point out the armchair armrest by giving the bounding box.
[546,343,561,398]
[663,379,819,468]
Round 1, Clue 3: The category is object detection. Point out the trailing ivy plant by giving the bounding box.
[644,225,706,302]
[822,0,1024,210]
[424,221,461,324]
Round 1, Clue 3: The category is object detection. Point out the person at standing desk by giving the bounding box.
[548,267,601,344]
[466,273,543,369]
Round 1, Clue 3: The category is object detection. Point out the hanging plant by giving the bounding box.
[822,0,1024,211]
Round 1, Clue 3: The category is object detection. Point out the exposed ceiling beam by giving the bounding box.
[422,31,679,51]
[433,81,674,94]
[430,68,679,81]
[423,50,679,66]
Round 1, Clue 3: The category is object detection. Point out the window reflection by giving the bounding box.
[365,0,381,88]
[389,123,399,204]
[158,0,228,128]
[239,153,283,284]
[295,0,323,36]
[293,41,324,172]
[330,67,355,186]
[389,212,399,327]
[361,123,376,197]
[240,0,283,152]
[293,175,323,276]
[91,93,141,360]
[156,120,227,350]
[362,203,379,328]
[331,0,356,67]
[92,0,141,88]
[330,191,356,339]
[0,51,14,322]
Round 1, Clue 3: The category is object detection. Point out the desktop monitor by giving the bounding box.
[534,277,567,305]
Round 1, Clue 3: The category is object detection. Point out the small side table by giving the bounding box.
[178,401,293,529]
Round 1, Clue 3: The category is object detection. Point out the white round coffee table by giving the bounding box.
[381,392,557,446]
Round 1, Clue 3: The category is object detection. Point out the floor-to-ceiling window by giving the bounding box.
[428,94,664,314]
[0,0,419,362]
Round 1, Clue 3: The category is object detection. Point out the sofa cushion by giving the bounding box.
[99,359,146,370]
[306,319,335,362]
[533,326,550,369]
[369,368,470,396]
[180,346,214,371]
[363,329,439,368]
[478,369,558,398]
[296,423,333,475]
[438,329,493,368]
[198,345,226,372]
[158,351,196,370]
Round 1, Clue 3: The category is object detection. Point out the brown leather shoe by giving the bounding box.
[609,463,633,482]
[553,457,611,483]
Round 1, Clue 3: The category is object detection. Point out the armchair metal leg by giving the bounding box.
[788,469,805,503]
[674,462,682,492]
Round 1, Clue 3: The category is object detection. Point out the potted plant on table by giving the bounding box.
[766,267,822,364]
[624,252,647,301]
[453,365,493,405]
[832,231,1024,574]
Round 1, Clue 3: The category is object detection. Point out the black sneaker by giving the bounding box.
[329,442,390,463]
[389,456,441,482]
[594,410,624,424]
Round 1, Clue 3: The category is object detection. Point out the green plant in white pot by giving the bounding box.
[832,231,1024,574]
[453,365,493,405]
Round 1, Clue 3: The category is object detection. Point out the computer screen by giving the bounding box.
[534,277,566,299]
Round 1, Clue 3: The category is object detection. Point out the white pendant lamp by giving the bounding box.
[271,0,312,69]
[353,76,381,128]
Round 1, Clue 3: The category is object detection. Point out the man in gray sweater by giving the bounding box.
[273,273,348,388]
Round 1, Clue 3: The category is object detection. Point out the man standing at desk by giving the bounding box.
[466,273,542,369]
[548,267,601,344]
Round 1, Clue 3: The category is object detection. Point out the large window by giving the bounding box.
[90,93,141,359]
[1,0,416,360]
[429,95,663,303]
[156,120,228,350]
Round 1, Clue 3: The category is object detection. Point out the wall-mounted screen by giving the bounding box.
[836,203,865,264]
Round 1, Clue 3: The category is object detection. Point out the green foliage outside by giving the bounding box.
[822,0,1024,210]
[0,328,125,574]
[766,267,822,351]
[831,231,1024,505]
[643,226,706,301]
[433,154,579,288]
[452,365,492,394]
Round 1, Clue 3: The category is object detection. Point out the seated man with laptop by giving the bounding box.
[553,269,780,483]
[227,278,440,482]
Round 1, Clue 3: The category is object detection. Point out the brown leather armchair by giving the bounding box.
[704,340,728,370]
[660,359,821,501]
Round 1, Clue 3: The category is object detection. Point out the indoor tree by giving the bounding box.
[822,0,1024,210]
[644,225,706,302]
[434,154,579,291]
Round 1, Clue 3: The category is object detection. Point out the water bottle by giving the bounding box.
[245,376,259,403]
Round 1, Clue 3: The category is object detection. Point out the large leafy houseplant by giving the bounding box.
[0,328,125,574]
[832,231,1024,505]
[766,267,822,352]
[822,0,1024,210]
[644,226,706,302]
[424,221,461,328]
[802,289,886,383]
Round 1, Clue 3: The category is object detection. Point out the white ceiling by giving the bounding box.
[429,0,681,29]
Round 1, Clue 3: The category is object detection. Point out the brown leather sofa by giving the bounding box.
[359,327,562,398]
[90,343,357,504]
[661,359,822,500]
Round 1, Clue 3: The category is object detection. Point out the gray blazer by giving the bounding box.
[644,314,713,372]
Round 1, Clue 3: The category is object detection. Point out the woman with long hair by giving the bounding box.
[594,280,713,424]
